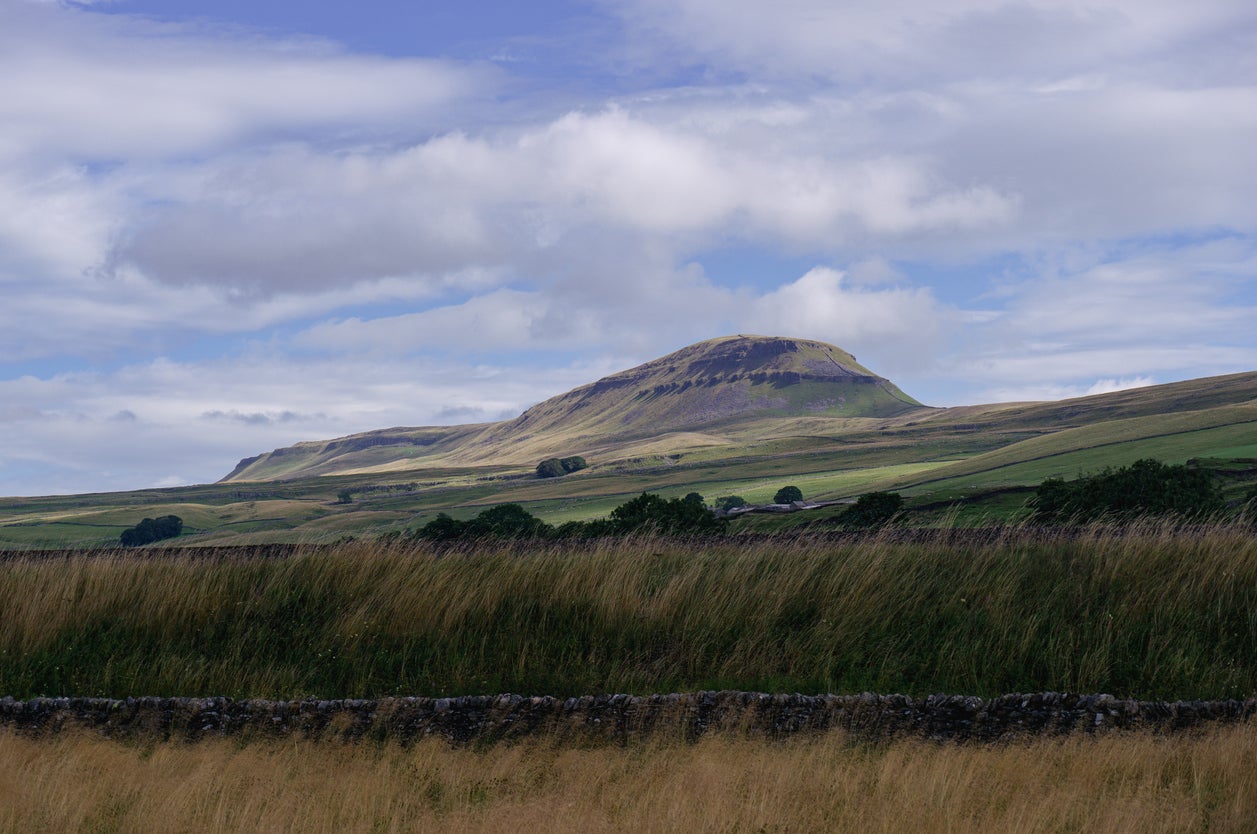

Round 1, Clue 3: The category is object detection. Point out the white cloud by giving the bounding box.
[1,0,1256,496]
[100,107,1020,296]
[0,0,487,163]
[0,351,599,495]
[745,267,954,371]
[293,263,956,384]
[972,374,1160,404]
[607,0,1255,87]
[1085,376,1156,396]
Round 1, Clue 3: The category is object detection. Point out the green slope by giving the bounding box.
[880,402,1257,493]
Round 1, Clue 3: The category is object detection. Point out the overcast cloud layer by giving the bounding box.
[1,0,1254,496]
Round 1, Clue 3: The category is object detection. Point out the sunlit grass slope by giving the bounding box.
[3,525,1254,700]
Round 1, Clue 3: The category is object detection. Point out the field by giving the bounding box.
[3,525,1256,831]
[3,524,1255,700]
[3,726,1255,833]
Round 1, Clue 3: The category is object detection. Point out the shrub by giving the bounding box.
[536,456,588,479]
[773,485,804,504]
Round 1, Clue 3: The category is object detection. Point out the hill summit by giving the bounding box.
[501,335,921,439]
[221,335,923,482]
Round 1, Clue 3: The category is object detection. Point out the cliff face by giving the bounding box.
[221,335,924,482]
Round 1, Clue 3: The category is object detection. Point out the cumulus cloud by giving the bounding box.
[907,240,1257,405]
[293,262,957,383]
[103,107,1020,295]
[1,0,1256,496]
[745,267,954,370]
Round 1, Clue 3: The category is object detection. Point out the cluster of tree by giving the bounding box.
[120,515,183,547]
[412,491,724,542]
[713,486,803,513]
[834,491,904,528]
[578,491,725,537]
[535,456,588,479]
[414,503,553,542]
[1030,459,1226,522]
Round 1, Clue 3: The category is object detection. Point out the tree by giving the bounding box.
[683,492,705,506]
[336,490,353,504]
[715,495,748,511]
[838,492,904,528]
[120,515,183,546]
[773,485,804,504]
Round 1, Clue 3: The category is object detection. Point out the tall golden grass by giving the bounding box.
[2,725,1254,833]
[2,522,1256,698]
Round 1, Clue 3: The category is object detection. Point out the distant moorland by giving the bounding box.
[2,334,1256,547]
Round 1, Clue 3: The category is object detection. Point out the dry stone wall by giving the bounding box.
[2,692,1254,744]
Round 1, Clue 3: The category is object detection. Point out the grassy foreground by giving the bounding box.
[2,523,1256,700]
[2,726,1255,833]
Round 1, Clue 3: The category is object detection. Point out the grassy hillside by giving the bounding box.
[879,402,1257,495]
[222,335,925,483]
[2,355,1256,547]
[3,526,1255,700]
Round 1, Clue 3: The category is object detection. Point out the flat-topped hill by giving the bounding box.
[498,335,922,438]
[221,335,926,482]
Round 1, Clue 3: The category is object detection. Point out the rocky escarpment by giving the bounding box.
[3,692,1252,745]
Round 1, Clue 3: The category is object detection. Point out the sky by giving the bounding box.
[1,0,1255,497]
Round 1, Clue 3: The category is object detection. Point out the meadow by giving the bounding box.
[3,522,1255,700]
[2,724,1254,833]
[4,523,1257,832]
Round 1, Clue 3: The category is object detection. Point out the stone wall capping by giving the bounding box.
[1,692,1253,745]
